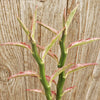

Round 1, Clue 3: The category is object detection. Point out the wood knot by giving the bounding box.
[0,64,11,82]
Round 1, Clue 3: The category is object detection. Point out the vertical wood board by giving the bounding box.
[0,0,100,100]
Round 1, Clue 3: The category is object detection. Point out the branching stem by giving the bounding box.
[56,31,68,100]
[31,42,52,100]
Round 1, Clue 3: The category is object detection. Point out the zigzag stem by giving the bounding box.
[31,41,52,100]
[56,30,68,100]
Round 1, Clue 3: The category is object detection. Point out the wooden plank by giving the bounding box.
[86,50,100,100]
[20,0,45,100]
[66,0,100,100]
[62,0,80,99]
[0,0,26,100]
[0,0,100,100]
[40,0,67,100]
[20,0,67,100]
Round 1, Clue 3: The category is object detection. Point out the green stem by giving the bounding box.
[56,31,68,100]
[31,42,52,100]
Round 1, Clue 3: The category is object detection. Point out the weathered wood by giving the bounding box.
[86,50,100,100]
[66,0,100,100]
[0,0,26,100]
[20,1,44,100]
[0,0,100,100]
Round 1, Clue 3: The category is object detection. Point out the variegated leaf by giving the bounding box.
[49,63,74,86]
[8,71,40,80]
[0,42,32,52]
[65,5,78,35]
[36,44,58,62]
[46,75,56,85]
[27,89,56,96]
[62,86,76,96]
[17,17,30,37]
[37,21,58,35]
[27,89,45,94]
[65,63,97,77]
[42,27,65,61]
[68,38,100,49]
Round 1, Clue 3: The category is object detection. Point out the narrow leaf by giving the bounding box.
[49,63,74,86]
[68,38,100,49]
[8,71,40,80]
[37,21,58,35]
[65,5,78,34]
[17,17,30,37]
[36,44,58,62]
[0,42,32,52]
[31,8,37,42]
[62,86,76,96]
[46,75,56,85]
[27,89,56,96]
[66,63,97,77]
[27,89,45,94]
[42,27,65,61]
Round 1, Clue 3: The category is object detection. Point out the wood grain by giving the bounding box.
[0,0,26,100]
[0,0,100,100]
[66,0,100,100]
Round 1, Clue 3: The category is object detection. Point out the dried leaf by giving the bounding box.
[8,71,40,80]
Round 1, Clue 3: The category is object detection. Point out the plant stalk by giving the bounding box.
[31,42,52,100]
[56,31,68,100]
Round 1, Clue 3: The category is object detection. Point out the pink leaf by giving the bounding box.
[49,63,74,86]
[36,44,58,61]
[8,71,40,80]
[37,21,58,35]
[68,38,100,49]
[42,27,65,61]
[66,63,97,76]
[62,86,76,96]
[0,42,32,52]
[27,89,45,94]
[46,75,56,85]
[27,89,56,96]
